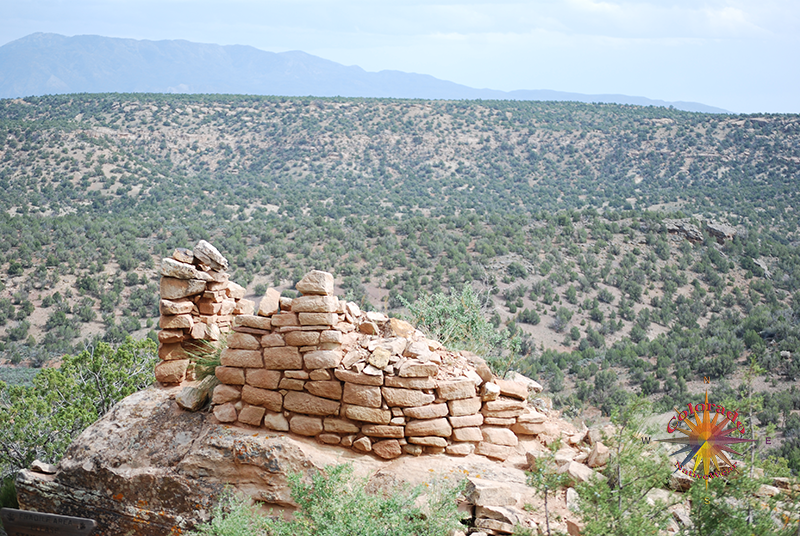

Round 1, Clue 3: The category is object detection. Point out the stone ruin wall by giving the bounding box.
[156,241,546,461]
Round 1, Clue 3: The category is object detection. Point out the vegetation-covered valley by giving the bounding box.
[1,93,800,474]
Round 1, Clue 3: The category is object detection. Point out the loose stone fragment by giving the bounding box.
[161,257,203,280]
[257,288,281,317]
[172,247,194,264]
[353,436,372,453]
[368,347,392,369]
[194,240,229,271]
[296,270,334,296]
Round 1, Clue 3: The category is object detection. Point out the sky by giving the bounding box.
[2,0,799,113]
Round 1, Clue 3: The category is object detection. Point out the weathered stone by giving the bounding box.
[290,415,324,436]
[283,392,340,416]
[304,350,342,369]
[449,414,484,428]
[510,422,542,436]
[516,411,546,424]
[158,329,185,345]
[271,313,299,327]
[299,312,338,326]
[343,383,382,408]
[284,370,309,379]
[362,364,383,376]
[481,398,526,418]
[245,369,281,390]
[481,382,500,401]
[212,384,242,404]
[493,380,528,400]
[334,369,383,386]
[257,288,281,317]
[372,440,403,459]
[305,381,343,400]
[213,402,237,423]
[242,385,283,412]
[323,418,361,434]
[263,412,290,431]
[296,270,334,296]
[220,297,237,315]
[319,330,342,344]
[263,346,302,369]
[484,417,516,426]
[160,298,194,315]
[189,322,207,339]
[155,359,188,384]
[309,369,331,381]
[221,348,263,368]
[361,425,405,438]
[161,257,203,280]
[279,297,292,310]
[403,444,424,456]
[261,333,285,347]
[238,405,266,427]
[227,332,261,350]
[408,436,448,447]
[353,436,372,453]
[279,378,305,391]
[161,277,206,300]
[587,442,610,468]
[233,299,254,316]
[405,418,452,437]
[474,442,514,461]
[448,397,482,417]
[446,443,475,456]
[345,405,391,424]
[403,341,432,359]
[504,371,543,393]
[359,321,379,335]
[404,403,449,420]
[172,247,194,264]
[558,461,595,484]
[160,314,193,330]
[291,295,338,313]
[318,433,341,445]
[437,380,477,401]
[388,318,415,338]
[482,427,518,447]
[158,342,188,361]
[194,240,229,271]
[285,331,320,346]
[381,387,435,407]
[475,518,515,534]
[384,376,436,389]
[235,315,272,331]
[215,366,245,385]
[399,360,439,378]
[465,477,520,506]
[453,427,483,442]
[368,347,392,369]
[177,379,219,417]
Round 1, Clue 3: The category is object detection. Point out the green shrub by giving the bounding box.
[190,464,466,536]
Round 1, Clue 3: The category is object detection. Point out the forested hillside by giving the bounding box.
[1,94,799,470]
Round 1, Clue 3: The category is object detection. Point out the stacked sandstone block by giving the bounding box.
[209,269,545,461]
[156,240,254,385]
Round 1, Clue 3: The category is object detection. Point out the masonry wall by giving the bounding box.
[157,242,546,461]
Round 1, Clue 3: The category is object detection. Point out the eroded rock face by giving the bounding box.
[16,386,340,536]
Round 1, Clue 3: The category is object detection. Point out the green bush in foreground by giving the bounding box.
[190,463,467,536]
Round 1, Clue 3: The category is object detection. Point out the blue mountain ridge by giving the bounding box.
[0,33,729,114]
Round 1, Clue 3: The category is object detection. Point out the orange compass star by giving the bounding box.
[657,391,755,487]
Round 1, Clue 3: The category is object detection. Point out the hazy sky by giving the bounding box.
[2,0,798,113]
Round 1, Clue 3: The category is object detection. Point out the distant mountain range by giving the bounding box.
[0,33,729,113]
